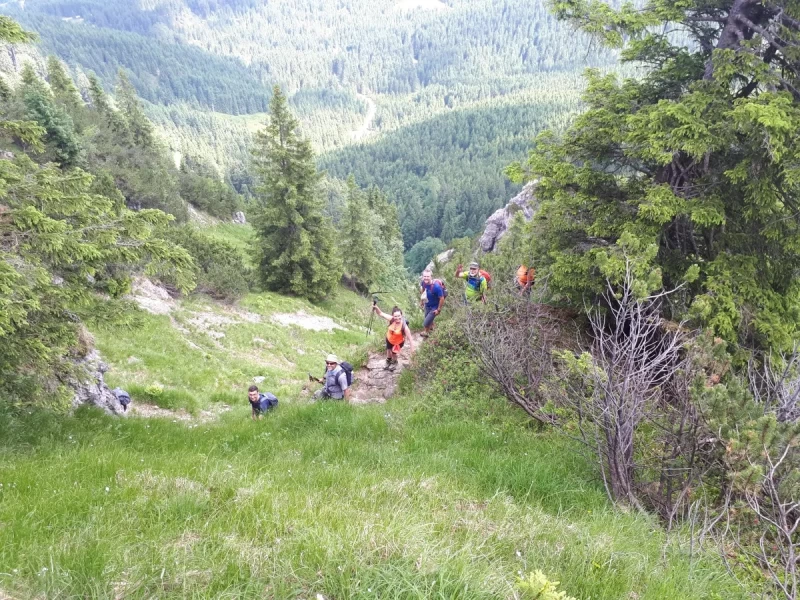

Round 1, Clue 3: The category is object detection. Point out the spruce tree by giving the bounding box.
[514,0,800,352]
[342,176,381,288]
[115,70,154,148]
[87,73,112,115]
[18,65,82,167]
[251,86,340,301]
[46,56,83,113]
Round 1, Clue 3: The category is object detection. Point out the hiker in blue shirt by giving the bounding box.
[248,385,278,420]
[419,269,445,338]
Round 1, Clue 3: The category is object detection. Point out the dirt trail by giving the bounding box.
[348,333,422,404]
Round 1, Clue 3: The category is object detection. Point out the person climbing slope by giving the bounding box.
[372,305,414,370]
[516,264,536,295]
[419,269,445,338]
[455,262,488,303]
[247,384,278,421]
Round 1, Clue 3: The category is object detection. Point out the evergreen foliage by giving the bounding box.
[18,64,82,167]
[0,17,201,403]
[512,0,800,352]
[45,56,83,113]
[405,236,446,274]
[0,152,195,402]
[321,86,583,249]
[164,226,251,302]
[178,163,242,221]
[251,87,341,302]
[341,177,381,289]
[0,0,627,246]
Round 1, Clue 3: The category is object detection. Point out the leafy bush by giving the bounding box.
[164,225,251,301]
[516,571,576,600]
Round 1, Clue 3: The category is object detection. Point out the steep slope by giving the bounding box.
[0,276,751,600]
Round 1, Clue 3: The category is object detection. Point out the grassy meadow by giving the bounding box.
[0,286,752,599]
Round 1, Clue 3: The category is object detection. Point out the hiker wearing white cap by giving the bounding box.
[310,354,351,400]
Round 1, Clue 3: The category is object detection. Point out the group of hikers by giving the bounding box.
[246,260,536,419]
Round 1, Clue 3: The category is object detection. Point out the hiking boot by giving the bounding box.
[420,331,429,339]
[383,358,393,371]
[387,358,397,372]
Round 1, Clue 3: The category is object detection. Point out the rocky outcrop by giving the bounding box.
[68,350,125,415]
[478,182,538,253]
[423,248,455,274]
[232,211,247,224]
[128,277,174,315]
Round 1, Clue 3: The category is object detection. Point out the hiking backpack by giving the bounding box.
[421,278,448,299]
[479,270,492,288]
[339,361,354,386]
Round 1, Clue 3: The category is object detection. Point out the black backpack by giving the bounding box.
[339,361,354,386]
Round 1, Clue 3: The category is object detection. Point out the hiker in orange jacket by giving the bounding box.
[516,264,536,295]
[372,305,414,371]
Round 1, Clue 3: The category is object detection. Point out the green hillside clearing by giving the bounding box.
[0,286,751,599]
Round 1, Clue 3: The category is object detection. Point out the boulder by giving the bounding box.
[68,350,125,415]
[478,182,538,253]
[232,211,247,224]
[127,277,174,315]
[423,248,455,274]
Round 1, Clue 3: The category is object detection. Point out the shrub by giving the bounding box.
[164,225,251,301]
[516,571,577,600]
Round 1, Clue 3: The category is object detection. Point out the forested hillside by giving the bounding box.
[321,78,586,247]
[0,0,620,247]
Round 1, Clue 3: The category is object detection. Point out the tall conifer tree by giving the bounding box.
[342,175,381,288]
[18,65,81,167]
[46,56,82,113]
[251,86,340,301]
[115,70,154,148]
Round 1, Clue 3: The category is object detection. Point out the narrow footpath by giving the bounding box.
[348,333,423,404]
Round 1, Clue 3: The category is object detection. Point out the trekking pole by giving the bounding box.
[366,295,378,338]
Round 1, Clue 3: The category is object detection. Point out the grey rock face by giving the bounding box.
[232,211,247,224]
[478,182,538,253]
[423,248,455,275]
[69,350,125,415]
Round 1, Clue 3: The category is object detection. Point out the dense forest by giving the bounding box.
[321,78,586,248]
[0,0,622,248]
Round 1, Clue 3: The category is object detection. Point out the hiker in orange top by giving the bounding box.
[372,305,414,371]
[516,264,535,295]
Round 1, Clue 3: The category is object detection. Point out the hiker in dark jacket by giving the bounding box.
[112,387,131,412]
[248,384,278,420]
[310,354,350,400]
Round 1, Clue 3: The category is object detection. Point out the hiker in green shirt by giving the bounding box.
[455,262,487,304]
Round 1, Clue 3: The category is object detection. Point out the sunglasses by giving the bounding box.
[326,361,336,365]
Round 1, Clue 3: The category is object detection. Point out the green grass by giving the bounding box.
[0,287,752,598]
[0,396,747,599]
[96,288,378,409]
[203,223,256,258]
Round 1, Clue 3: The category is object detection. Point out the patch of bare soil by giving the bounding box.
[271,311,346,332]
[348,333,422,404]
